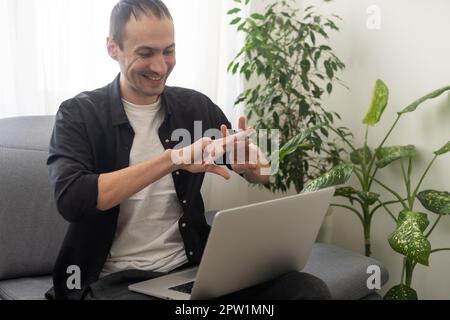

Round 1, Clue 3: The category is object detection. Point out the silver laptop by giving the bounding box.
[128,187,335,300]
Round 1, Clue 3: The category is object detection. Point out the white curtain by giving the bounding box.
[0,0,244,125]
[0,0,248,210]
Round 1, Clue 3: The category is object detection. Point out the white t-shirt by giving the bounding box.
[100,99,188,278]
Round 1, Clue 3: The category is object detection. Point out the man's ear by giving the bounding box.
[107,37,119,61]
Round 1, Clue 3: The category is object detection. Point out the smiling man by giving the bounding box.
[45,0,331,300]
[108,3,176,105]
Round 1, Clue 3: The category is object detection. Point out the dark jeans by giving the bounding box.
[85,268,332,300]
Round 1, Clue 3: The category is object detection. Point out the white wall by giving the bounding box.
[204,0,449,299]
[303,0,450,299]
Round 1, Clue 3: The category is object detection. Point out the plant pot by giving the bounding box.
[316,207,334,244]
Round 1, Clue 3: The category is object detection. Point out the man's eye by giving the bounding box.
[140,53,153,58]
[164,50,175,56]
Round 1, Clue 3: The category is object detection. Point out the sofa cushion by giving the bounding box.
[0,116,56,151]
[0,116,68,280]
[302,243,389,300]
[0,243,389,300]
[0,276,52,300]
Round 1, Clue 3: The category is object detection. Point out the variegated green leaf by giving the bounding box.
[417,190,450,215]
[363,80,389,126]
[384,285,418,300]
[334,186,358,197]
[359,192,380,206]
[434,141,450,156]
[350,146,373,165]
[397,210,429,232]
[375,145,416,169]
[270,152,280,178]
[399,86,450,115]
[279,125,323,160]
[302,164,354,193]
[334,187,379,205]
[388,214,431,266]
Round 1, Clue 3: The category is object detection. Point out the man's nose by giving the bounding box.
[149,54,167,75]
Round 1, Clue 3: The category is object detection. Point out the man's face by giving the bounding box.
[108,13,176,105]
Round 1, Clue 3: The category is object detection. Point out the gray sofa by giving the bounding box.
[0,116,389,300]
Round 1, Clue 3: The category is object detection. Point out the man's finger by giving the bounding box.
[233,163,257,171]
[238,116,246,131]
[204,142,225,164]
[220,125,229,138]
[205,164,230,180]
[216,127,253,148]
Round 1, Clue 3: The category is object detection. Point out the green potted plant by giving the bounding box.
[383,143,450,300]
[294,79,450,299]
[294,80,450,259]
[228,0,347,193]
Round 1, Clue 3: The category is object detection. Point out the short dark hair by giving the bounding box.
[110,0,173,49]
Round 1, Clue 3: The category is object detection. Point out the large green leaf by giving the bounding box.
[363,80,389,126]
[388,212,431,266]
[399,86,450,115]
[350,146,373,165]
[334,186,358,197]
[417,190,450,215]
[302,164,354,193]
[359,192,380,206]
[375,145,416,169]
[384,285,418,300]
[279,125,323,160]
[397,210,429,232]
[434,141,450,156]
[334,187,379,205]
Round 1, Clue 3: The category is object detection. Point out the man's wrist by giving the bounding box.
[165,149,182,172]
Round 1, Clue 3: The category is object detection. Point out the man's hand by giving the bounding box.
[220,117,270,184]
[171,128,253,180]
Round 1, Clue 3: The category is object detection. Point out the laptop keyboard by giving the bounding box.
[169,281,196,294]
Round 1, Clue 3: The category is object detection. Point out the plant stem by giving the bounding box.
[425,214,443,238]
[362,203,371,256]
[400,159,409,195]
[367,114,402,183]
[353,170,366,191]
[404,258,415,287]
[412,155,437,200]
[364,223,371,257]
[370,199,403,222]
[346,196,365,208]
[361,125,370,189]
[400,159,414,209]
[378,114,402,150]
[329,126,357,153]
[407,158,414,209]
[430,248,450,254]
[370,176,408,208]
[400,257,406,285]
[367,168,378,189]
[331,204,364,225]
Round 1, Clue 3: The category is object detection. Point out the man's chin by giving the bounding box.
[141,85,166,97]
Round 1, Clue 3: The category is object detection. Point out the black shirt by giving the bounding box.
[46,74,232,300]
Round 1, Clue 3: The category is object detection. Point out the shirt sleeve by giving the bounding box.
[47,101,100,223]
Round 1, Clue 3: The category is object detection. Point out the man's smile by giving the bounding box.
[141,72,164,82]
